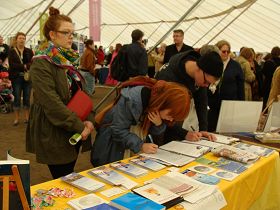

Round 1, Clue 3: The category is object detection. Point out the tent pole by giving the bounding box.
[107,24,129,47]
[193,12,231,46]
[207,0,256,44]
[147,0,203,54]
[184,18,198,33]
[25,0,56,36]
[147,21,164,39]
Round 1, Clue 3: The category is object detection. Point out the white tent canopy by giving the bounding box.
[0,0,279,52]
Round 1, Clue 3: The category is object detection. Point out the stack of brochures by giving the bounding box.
[132,183,184,208]
[110,161,148,177]
[211,145,260,164]
[181,169,220,185]
[87,166,138,189]
[129,157,166,171]
[61,172,105,193]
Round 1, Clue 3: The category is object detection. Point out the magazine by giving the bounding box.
[61,172,105,193]
[211,145,259,164]
[196,157,248,174]
[211,169,239,181]
[159,141,210,158]
[233,142,274,157]
[87,166,138,189]
[110,161,148,177]
[110,192,165,210]
[187,164,216,175]
[130,157,166,171]
[209,134,239,145]
[181,169,220,185]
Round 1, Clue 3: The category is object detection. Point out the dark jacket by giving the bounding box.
[91,86,167,167]
[0,43,9,62]
[156,50,208,139]
[126,42,148,77]
[26,58,92,165]
[8,47,33,79]
[163,43,193,64]
[207,58,244,132]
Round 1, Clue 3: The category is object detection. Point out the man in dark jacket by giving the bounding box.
[0,35,9,68]
[126,29,148,77]
[156,50,223,142]
[163,29,193,64]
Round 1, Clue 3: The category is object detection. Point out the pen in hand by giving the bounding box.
[148,134,154,144]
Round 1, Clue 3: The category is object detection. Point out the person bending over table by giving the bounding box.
[91,76,190,167]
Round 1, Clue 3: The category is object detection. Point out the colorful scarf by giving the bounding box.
[33,41,82,88]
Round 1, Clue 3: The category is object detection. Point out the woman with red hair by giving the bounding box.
[91,76,190,166]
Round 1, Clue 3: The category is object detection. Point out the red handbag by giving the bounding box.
[67,89,93,121]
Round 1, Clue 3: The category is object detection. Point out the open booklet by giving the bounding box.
[211,145,260,164]
[159,141,210,158]
[140,149,195,167]
[0,151,31,209]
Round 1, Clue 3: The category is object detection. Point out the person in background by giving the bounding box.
[8,32,33,126]
[207,40,244,132]
[105,45,114,65]
[105,43,122,86]
[126,29,148,77]
[156,49,223,142]
[163,29,193,64]
[236,47,256,101]
[262,46,280,109]
[26,7,93,179]
[91,76,191,166]
[97,46,105,65]
[267,66,280,106]
[152,43,166,75]
[79,39,96,95]
[251,48,263,101]
[0,35,9,68]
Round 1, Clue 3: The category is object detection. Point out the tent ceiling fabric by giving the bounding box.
[0,0,279,52]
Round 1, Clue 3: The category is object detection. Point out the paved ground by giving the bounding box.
[0,85,116,185]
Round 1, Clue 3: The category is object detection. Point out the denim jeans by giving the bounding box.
[79,71,95,95]
[12,76,32,109]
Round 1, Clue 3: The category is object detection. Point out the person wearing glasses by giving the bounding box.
[163,29,193,64]
[26,7,93,179]
[156,48,223,142]
[207,40,244,132]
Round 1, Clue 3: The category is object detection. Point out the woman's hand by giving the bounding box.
[185,131,202,141]
[148,111,162,126]
[141,143,158,154]
[81,121,94,140]
[200,131,217,141]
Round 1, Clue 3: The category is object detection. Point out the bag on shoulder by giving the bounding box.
[111,45,129,82]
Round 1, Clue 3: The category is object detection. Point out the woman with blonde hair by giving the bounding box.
[152,43,167,73]
[8,32,33,125]
[236,47,256,100]
[91,76,190,166]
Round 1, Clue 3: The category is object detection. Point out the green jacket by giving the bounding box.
[26,58,92,165]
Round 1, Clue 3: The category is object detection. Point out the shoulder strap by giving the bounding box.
[14,48,23,64]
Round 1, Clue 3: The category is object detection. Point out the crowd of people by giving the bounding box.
[0,6,279,178]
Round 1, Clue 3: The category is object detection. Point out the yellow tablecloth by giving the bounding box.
[31,152,280,210]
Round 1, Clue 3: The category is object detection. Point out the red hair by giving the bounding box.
[120,76,191,136]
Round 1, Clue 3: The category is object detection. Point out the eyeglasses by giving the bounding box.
[221,50,230,54]
[56,31,75,37]
[203,71,211,86]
